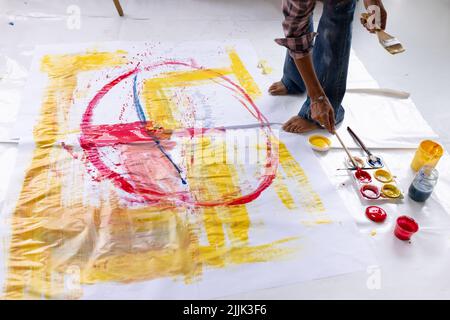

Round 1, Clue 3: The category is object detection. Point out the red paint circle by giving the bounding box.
[79,61,276,207]
[395,216,419,240]
[365,206,387,222]
[360,184,380,199]
[355,169,372,183]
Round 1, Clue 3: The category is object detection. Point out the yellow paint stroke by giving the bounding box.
[185,135,294,267]
[228,49,261,98]
[4,50,127,299]
[142,86,178,129]
[145,68,231,89]
[301,219,333,227]
[257,59,273,75]
[82,205,202,284]
[278,142,325,213]
[80,135,297,283]
[314,219,332,224]
[142,49,261,129]
[199,237,297,267]
[143,68,231,129]
[4,49,295,300]
[273,172,297,210]
[186,136,246,266]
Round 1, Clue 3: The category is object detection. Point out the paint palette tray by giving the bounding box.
[345,157,404,203]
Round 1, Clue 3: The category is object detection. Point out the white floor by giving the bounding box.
[1,0,449,299]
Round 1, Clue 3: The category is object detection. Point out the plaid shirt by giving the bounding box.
[275,0,317,59]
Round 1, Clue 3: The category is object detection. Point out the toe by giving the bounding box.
[268,81,288,95]
[283,123,291,132]
[286,124,297,133]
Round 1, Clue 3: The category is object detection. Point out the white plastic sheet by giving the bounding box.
[0,0,449,299]
[0,41,376,299]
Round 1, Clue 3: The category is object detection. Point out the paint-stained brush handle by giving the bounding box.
[347,127,371,156]
[335,132,358,169]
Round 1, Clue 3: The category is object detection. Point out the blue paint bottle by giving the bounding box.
[408,166,439,202]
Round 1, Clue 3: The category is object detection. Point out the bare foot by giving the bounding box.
[268,81,288,95]
[282,116,320,133]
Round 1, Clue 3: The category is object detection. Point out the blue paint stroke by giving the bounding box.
[132,74,187,185]
[133,74,147,124]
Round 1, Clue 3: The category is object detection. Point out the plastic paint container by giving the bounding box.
[365,206,387,223]
[367,156,384,168]
[374,169,392,183]
[346,156,365,169]
[381,184,401,198]
[360,184,380,199]
[394,216,419,240]
[410,140,443,172]
[408,165,439,202]
[355,169,372,183]
[308,135,331,152]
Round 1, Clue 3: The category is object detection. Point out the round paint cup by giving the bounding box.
[374,169,392,183]
[367,156,384,168]
[381,184,401,199]
[360,184,380,199]
[346,156,365,169]
[394,216,419,240]
[410,140,443,172]
[308,135,331,152]
[355,169,372,183]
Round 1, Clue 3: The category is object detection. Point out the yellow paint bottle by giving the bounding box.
[410,140,444,172]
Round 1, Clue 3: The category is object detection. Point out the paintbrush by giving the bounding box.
[360,13,405,55]
[346,126,384,168]
[337,167,377,171]
[334,131,358,169]
[376,30,405,54]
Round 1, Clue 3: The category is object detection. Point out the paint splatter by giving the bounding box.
[4,47,323,299]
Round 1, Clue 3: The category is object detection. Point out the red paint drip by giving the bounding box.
[61,142,78,159]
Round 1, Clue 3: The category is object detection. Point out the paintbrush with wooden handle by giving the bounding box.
[360,13,405,55]
[334,131,358,169]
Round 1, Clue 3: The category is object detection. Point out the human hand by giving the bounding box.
[310,95,335,133]
[361,0,387,33]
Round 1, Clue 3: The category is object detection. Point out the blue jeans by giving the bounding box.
[281,0,356,125]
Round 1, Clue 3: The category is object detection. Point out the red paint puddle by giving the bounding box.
[365,206,387,223]
[355,169,372,183]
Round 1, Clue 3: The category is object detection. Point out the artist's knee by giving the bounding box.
[325,0,356,19]
[334,106,345,125]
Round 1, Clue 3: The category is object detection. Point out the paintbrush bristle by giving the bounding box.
[377,30,405,54]
[385,44,405,55]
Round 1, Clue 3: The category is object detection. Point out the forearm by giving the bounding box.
[293,54,324,99]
